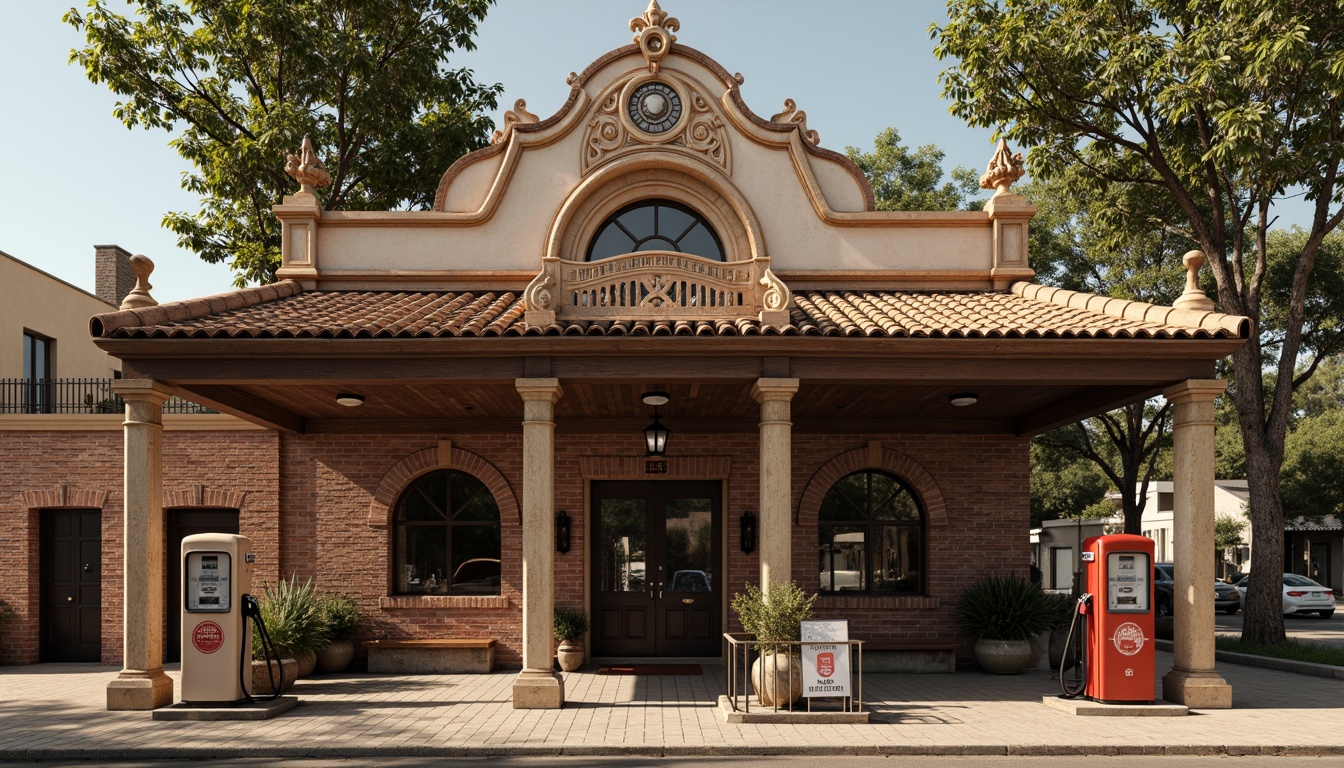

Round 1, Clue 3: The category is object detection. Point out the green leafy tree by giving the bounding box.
[1029,440,1111,528]
[934,0,1344,645]
[847,128,983,211]
[1280,403,1344,523]
[66,0,502,285]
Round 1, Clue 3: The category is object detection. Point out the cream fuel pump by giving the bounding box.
[180,533,286,706]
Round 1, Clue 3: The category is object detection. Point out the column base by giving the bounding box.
[1162,668,1232,709]
[512,669,565,709]
[107,669,174,710]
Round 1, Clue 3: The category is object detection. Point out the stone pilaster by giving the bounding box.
[513,378,565,709]
[1161,379,1233,709]
[751,378,799,593]
[106,379,175,710]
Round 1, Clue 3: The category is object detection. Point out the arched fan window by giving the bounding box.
[393,470,501,596]
[818,470,925,595]
[586,199,725,261]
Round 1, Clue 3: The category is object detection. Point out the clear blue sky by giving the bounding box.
[18,1,1299,306]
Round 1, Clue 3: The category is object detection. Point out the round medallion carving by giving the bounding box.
[628,81,682,134]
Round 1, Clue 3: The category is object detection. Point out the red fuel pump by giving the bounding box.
[1059,534,1155,704]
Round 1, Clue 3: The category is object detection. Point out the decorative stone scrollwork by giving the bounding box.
[759,268,790,312]
[285,135,332,196]
[581,79,729,174]
[679,92,726,167]
[770,99,820,145]
[523,264,559,327]
[491,99,540,145]
[630,0,679,75]
[979,138,1025,195]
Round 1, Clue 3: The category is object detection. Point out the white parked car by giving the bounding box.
[1235,573,1336,618]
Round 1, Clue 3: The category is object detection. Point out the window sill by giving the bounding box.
[815,595,940,610]
[380,595,510,610]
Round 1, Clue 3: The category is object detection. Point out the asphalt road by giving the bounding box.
[1214,602,1344,647]
[3,758,1340,767]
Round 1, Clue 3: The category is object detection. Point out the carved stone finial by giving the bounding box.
[284,135,332,197]
[1173,250,1216,311]
[491,99,541,145]
[120,254,158,310]
[630,0,679,74]
[770,99,820,145]
[978,138,1025,195]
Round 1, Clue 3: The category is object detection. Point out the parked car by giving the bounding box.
[1235,573,1336,618]
[1153,563,1238,615]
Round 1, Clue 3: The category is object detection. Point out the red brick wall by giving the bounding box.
[1,426,1028,669]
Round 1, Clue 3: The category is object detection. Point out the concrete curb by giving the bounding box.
[3,744,1343,760]
[1155,639,1344,680]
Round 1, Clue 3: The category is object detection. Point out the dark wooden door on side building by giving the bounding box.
[40,509,102,662]
[590,481,721,658]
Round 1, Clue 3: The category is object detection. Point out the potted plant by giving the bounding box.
[955,574,1056,674]
[251,576,328,689]
[553,608,589,672]
[1046,591,1080,671]
[730,582,816,707]
[315,592,359,674]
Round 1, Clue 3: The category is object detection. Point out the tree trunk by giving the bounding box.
[1241,445,1287,645]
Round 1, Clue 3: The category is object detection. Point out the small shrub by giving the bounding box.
[955,574,1056,641]
[553,609,589,643]
[1046,592,1078,628]
[318,593,359,642]
[731,582,816,653]
[252,576,328,659]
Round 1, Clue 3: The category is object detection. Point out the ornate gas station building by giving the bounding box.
[13,3,1251,711]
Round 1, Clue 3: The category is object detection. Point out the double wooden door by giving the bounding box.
[591,481,721,657]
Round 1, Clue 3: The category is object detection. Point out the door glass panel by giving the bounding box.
[664,497,713,592]
[599,498,647,592]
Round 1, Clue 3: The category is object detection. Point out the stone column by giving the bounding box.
[106,379,175,710]
[513,378,565,709]
[752,378,799,593]
[1161,379,1233,709]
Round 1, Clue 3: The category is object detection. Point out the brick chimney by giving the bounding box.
[94,244,135,307]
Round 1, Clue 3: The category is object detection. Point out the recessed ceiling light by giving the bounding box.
[948,393,978,407]
[642,390,671,406]
[336,393,365,407]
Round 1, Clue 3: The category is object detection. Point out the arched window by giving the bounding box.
[586,199,725,261]
[393,470,501,595]
[818,470,924,595]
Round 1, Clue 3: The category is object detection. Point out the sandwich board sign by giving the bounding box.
[800,619,851,698]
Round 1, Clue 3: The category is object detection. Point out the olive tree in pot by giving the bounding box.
[251,576,328,691]
[553,609,589,672]
[315,592,359,674]
[731,582,817,707]
[955,574,1056,675]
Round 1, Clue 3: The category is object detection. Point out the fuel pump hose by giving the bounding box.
[1058,593,1091,699]
[240,594,286,703]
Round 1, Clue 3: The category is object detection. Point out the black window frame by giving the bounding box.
[817,469,926,596]
[22,330,53,414]
[392,469,502,596]
[585,199,725,262]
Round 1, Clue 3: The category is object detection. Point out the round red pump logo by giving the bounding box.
[1111,622,1146,656]
[192,620,225,654]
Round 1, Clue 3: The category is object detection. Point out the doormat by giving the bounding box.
[596,664,702,675]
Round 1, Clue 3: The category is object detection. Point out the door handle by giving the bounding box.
[658,581,664,600]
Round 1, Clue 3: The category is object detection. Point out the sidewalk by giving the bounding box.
[1,651,1341,760]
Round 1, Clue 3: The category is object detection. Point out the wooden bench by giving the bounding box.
[861,641,960,673]
[363,639,496,674]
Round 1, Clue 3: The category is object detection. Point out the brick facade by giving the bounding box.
[0,426,1027,668]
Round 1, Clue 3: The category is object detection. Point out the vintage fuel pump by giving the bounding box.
[1059,533,1155,704]
[181,533,259,704]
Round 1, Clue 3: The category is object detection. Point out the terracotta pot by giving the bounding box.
[1028,631,1049,670]
[294,648,317,678]
[251,658,297,695]
[751,651,803,707]
[973,638,1032,675]
[556,640,584,672]
[316,639,355,674]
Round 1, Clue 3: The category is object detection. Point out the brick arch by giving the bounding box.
[163,484,247,510]
[368,446,518,528]
[796,447,947,527]
[21,483,109,510]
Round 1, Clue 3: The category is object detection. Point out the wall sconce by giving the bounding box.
[555,509,571,554]
[642,390,671,457]
[739,509,757,554]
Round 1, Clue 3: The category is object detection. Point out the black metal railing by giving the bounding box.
[723,633,864,714]
[0,378,215,415]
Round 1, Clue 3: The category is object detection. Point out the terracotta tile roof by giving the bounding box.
[90,280,1251,340]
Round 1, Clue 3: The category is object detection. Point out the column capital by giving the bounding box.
[515,378,563,403]
[112,379,175,405]
[751,377,799,403]
[1163,378,1226,406]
